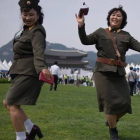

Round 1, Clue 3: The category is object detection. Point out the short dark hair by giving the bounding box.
[54,61,58,65]
[106,6,127,29]
[21,5,44,24]
[130,66,133,70]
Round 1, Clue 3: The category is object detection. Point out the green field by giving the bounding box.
[0,84,140,140]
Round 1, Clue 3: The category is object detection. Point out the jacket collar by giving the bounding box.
[108,26,121,33]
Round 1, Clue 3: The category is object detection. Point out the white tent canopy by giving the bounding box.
[8,61,12,67]
[0,60,8,70]
[0,59,12,72]
[3,60,10,69]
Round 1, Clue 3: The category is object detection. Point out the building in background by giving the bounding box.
[45,49,90,69]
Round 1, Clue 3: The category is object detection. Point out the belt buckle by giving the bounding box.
[108,59,114,66]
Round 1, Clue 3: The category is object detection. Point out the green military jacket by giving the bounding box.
[79,24,140,75]
[10,23,47,76]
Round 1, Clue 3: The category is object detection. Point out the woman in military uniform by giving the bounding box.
[3,0,51,140]
[76,6,140,140]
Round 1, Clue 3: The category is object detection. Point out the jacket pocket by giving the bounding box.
[118,39,129,52]
[120,39,129,43]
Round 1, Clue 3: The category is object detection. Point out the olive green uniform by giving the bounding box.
[5,23,47,105]
[78,25,140,114]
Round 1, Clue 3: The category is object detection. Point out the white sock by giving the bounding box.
[24,119,34,134]
[16,131,26,140]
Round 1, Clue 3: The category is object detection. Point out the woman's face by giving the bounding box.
[109,10,123,29]
[21,8,39,27]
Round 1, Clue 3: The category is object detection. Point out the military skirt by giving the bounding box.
[5,74,44,105]
[94,71,132,115]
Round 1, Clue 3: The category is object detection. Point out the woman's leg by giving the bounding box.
[3,100,10,111]
[3,99,34,132]
[106,113,126,140]
[8,105,27,132]
[3,100,28,139]
[106,113,126,126]
[3,100,28,125]
[7,105,27,140]
[3,100,43,139]
[106,115,119,140]
[106,115,117,128]
[116,113,125,120]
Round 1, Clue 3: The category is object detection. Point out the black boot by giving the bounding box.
[109,127,119,140]
[26,125,43,140]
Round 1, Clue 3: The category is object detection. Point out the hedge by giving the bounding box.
[0,78,11,83]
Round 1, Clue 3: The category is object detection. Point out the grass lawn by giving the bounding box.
[0,83,140,140]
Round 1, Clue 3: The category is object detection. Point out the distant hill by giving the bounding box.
[0,40,13,62]
[0,40,140,68]
[126,54,140,64]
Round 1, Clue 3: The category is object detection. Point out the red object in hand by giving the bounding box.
[39,71,54,85]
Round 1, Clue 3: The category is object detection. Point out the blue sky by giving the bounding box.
[0,0,140,55]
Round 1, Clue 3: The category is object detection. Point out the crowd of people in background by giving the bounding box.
[0,69,95,87]
[58,72,94,87]
[126,67,140,96]
[2,66,140,93]
[0,72,9,78]
[0,72,11,81]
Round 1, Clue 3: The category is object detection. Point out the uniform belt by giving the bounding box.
[14,54,34,60]
[97,57,127,67]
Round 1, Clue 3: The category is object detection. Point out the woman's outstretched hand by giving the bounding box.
[41,69,52,79]
[75,14,85,27]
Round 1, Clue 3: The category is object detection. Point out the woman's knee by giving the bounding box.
[8,105,20,112]
[3,100,20,111]
[3,100,9,109]
[8,105,23,119]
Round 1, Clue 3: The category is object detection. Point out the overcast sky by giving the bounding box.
[0,0,140,55]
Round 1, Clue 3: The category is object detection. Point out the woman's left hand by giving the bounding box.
[41,69,52,79]
[75,14,85,27]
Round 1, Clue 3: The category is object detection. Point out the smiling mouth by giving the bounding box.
[25,21,32,23]
[112,21,118,24]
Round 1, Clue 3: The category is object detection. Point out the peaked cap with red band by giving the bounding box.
[18,0,40,8]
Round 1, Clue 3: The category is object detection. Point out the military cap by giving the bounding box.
[18,0,40,8]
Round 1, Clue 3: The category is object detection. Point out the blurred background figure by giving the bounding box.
[74,69,79,87]
[64,74,68,85]
[50,61,60,91]
[127,67,137,96]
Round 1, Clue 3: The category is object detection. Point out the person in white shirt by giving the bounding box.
[73,69,79,87]
[50,61,60,91]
